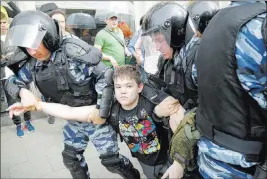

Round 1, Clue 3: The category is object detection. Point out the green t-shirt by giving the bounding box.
[94,27,125,67]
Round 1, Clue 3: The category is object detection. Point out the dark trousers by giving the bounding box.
[4,80,31,125]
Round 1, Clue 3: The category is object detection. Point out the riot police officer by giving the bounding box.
[195,1,267,178]
[142,2,197,111]
[143,1,218,111]
[4,10,139,179]
[141,2,218,178]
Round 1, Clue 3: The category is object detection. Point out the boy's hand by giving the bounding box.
[161,161,184,179]
[169,106,185,132]
[154,96,181,117]
[88,108,106,125]
[7,102,26,118]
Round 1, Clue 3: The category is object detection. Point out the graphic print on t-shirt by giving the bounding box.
[119,109,160,154]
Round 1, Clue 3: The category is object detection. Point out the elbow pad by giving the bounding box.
[99,69,114,118]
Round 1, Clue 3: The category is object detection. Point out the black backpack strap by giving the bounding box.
[108,101,124,142]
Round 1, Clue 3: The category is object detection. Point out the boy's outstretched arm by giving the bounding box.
[8,102,104,124]
[39,102,94,122]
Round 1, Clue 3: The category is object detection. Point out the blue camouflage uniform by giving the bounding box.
[191,3,267,178]
[179,35,201,68]
[7,37,119,177]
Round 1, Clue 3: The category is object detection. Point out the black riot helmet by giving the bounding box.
[187,1,219,34]
[142,2,196,54]
[66,13,96,45]
[5,10,61,53]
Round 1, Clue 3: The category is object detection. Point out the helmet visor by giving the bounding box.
[4,24,47,49]
[142,25,171,59]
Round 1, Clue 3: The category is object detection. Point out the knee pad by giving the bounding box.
[62,145,90,179]
[62,145,87,172]
[100,153,140,179]
[100,153,121,169]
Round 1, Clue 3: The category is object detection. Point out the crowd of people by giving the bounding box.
[1,1,266,179]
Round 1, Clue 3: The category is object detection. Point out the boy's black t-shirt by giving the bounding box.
[118,92,170,166]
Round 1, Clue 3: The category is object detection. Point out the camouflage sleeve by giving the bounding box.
[235,13,267,109]
[187,36,201,87]
[191,63,197,86]
[91,61,109,106]
[5,62,33,100]
[68,51,109,108]
[169,109,201,171]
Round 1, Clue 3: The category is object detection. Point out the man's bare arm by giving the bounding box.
[94,45,112,61]
[94,45,118,67]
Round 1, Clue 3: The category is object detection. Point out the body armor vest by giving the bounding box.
[31,39,98,107]
[157,39,200,110]
[196,3,267,162]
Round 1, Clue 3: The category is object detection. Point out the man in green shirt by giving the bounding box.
[94,12,130,68]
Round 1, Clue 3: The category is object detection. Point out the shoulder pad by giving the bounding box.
[24,57,36,72]
[62,38,102,65]
[5,47,28,66]
[141,84,162,105]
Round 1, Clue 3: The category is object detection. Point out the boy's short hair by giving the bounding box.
[113,65,142,85]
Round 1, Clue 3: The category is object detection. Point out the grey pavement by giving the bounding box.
[1,114,147,178]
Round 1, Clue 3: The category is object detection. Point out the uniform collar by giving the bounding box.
[35,51,57,67]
